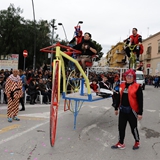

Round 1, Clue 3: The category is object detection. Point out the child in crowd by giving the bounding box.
[98,75,113,98]
[90,79,99,92]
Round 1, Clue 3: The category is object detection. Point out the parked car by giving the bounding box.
[136,71,145,90]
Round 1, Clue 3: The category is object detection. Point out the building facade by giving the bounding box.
[142,31,160,76]
[106,42,128,68]
[99,57,108,67]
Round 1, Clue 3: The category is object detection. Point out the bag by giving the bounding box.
[120,105,132,114]
[99,92,111,98]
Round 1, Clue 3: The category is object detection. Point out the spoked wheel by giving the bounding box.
[50,61,60,147]
[66,70,80,94]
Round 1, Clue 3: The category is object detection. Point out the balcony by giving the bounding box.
[109,54,113,58]
[115,50,125,54]
[144,54,151,60]
[116,59,123,63]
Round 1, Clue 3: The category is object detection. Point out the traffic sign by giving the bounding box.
[23,50,28,58]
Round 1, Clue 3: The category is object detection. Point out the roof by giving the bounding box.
[143,31,160,42]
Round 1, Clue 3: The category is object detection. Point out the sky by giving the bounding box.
[1,0,160,56]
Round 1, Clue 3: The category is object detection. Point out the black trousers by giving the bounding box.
[125,46,140,59]
[154,82,159,88]
[30,91,38,104]
[118,110,140,144]
[41,91,51,103]
[19,93,25,109]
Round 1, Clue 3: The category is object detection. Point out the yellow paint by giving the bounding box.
[53,45,91,97]
[0,124,20,134]
[59,54,66,93]
[60,51,91,94]
[0,114,44,120]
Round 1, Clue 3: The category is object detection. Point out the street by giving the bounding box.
[0,85,160,160]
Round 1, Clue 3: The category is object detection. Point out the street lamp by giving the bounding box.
[50,22,57,71]
[77,21,83,26]
[58,23,68,42]
[31,0,36,71]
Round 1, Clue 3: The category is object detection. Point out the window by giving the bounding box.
[136,74,144,80]
[158,40,160,53]
[146,46,152,54]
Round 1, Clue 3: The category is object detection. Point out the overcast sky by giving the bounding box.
[1,0,160,55]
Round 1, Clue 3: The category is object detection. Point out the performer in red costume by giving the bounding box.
[111,69,143,150]
[123,28,144,63]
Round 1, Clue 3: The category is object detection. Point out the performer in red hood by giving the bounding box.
[69,25,84,45]
[111,69,143,150]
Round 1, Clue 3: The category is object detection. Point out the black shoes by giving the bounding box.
[19,108,25,111]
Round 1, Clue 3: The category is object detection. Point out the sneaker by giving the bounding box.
[133,141,140,150]
[111,142,125,149]
[8,118,12,123]
[13,116,20,121]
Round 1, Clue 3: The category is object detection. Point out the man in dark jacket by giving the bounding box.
[73,32,97,71]
[38,78,51,104]
[27,76,39,104]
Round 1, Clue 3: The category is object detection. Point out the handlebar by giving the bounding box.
[124,43,138,51]
[40,42,82,56]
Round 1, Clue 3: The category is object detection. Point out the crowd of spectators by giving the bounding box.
[1,67,160,104]
[144,75,160,87]
[0,67,52,104]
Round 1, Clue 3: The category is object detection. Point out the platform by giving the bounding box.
[62,92,106,102]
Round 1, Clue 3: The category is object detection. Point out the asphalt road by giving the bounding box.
[0,85,160,160]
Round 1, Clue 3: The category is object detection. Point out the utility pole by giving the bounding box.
[31,0,36,71]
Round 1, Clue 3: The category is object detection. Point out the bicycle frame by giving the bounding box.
[126,44,137,70]
[40,43,92,100]
[40,43,109,146]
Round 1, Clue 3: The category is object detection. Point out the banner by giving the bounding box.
[0,54,19,70]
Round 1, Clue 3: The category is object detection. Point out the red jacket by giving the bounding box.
[119,82,140,113]
[90,83,98,92]
[130,34,144,54]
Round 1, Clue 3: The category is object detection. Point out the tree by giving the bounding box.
[0,4,52,69]
[0,4,104,70]
[92,40,104,61]
[0,4,25,55]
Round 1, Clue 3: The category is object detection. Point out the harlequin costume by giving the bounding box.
[5,74,23,122]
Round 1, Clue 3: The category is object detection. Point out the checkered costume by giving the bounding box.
[5,74,23,118]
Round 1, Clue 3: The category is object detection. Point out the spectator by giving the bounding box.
[90,79,99,92]
[27,76,39,104]
[38,78,51,104]
[19,69,26,111]
[112,74,120,107]
[98,75,113,98]
[154,75,159,88]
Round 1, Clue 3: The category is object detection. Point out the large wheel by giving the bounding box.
[66,70,80,94]
[50,61,60,147]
